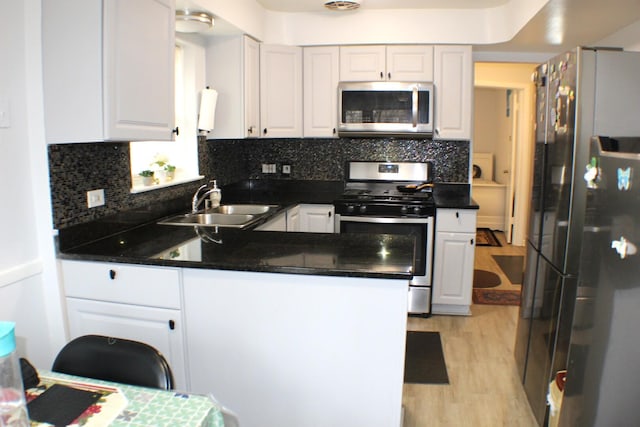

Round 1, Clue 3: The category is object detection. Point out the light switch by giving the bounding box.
[87,189,105,208]
[0,97,10,128]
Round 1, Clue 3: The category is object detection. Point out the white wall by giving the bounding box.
[0,0,65,367]
[473,88,512,184]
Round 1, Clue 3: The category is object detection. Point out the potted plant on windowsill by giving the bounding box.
[139,170,155,186]
[164,164,176,181]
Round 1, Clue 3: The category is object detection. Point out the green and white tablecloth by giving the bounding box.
[27,371,225,427]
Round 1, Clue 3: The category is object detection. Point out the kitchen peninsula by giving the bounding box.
[58,207,414,427]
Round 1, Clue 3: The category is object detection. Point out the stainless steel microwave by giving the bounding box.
[337,81,434,137]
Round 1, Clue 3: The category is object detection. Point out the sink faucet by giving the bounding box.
[192,182,219,213]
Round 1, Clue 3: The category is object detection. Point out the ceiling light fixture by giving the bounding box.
[324,1,362,11]
[175,10,214,33]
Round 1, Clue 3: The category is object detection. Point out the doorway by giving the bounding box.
[474,62,537,247]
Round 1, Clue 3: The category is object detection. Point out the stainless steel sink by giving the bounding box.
[158,204,279,229]
[209,204,274,215]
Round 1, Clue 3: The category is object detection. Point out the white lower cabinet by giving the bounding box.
[432,209,477,315]
[256,204,335,233]
[59,260,188,389]
[254,210,287,231]
[298,204,335,233]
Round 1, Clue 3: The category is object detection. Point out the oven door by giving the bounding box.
[338,216,429,276]
[337,215,434,315]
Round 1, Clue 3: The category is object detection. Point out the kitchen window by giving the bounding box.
[129,38,204,193]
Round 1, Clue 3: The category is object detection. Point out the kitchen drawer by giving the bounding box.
[60,260,181,309]
[436,209,477,233]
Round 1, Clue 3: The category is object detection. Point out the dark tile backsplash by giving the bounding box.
[49,136,469,229]
[207,137,469,183]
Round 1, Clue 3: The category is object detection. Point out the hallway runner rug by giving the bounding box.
[476,228,501,247]
[473,288,521,306]
[404,331,449,384]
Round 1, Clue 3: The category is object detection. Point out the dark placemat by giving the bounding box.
[404,331,449,384]
[492,255,524,284]
[27,384,102,426]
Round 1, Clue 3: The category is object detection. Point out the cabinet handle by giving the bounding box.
[332,128,336,134]
[470,238,474,245]
[380,71,384,79]
[263,128,267,135]
[109,269,116,280]
[172,126,179,136]
[247,126,254,134]
[168,320,175,330]
[328,211,332,218]
[456,211,459,218]
[388,72,391,80]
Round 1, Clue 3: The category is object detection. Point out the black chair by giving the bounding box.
[52,335,174,390]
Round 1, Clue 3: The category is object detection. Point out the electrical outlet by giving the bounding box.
[262,163,277,173]
[282,164,291,175]
[87,189,105,208]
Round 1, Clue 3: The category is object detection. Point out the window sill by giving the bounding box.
[130,175,204,194]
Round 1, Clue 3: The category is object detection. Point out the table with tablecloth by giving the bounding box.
[26,370,225,427]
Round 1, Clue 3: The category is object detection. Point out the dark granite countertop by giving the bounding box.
[433,183,479,209]
[57,179,475,280]
[59,223,416,280]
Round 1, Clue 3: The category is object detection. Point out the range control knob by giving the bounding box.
[413,206,421,215]
[359,205,367,214]
[346,205,355,213]
[400,206,408,214]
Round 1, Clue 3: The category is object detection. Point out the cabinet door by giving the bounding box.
[260,44,303,138]
[339,45,386,81]
[244,36,261,138]
[255,211,287,231]
[433,45,472,140]
[103,0,175,141]
[299,204,335,233]
[386,45,433,82]
[287,205,301,231]
[65,298,187,389]
[303,46,339,138]
[432,232,475,307]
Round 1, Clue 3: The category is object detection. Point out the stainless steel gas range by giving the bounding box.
[334,161,435,316]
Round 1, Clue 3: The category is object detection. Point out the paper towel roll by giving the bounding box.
[198,88,218,131]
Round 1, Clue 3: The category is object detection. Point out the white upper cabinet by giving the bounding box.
[43,0,175,143]
[339,45,387,81]
[260,44,303,138]
[433,45,472,140]
[339,45,433,82]
[303,46,340,138]
[206,35,260,138]
[386,45,434,81]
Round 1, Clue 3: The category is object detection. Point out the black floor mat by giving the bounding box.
[492,255,524,284]
[404,331,449,384]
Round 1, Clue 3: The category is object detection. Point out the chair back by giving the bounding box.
[52,335,174,390]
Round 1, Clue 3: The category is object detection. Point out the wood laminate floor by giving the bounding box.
[403,232,537,427]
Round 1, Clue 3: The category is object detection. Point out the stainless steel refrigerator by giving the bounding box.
[514,47,640,425]
[556,136,640,426]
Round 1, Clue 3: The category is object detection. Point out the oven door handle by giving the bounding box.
[337,215,431,224]
[412,86,418,128]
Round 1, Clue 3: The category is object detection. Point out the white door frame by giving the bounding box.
[475,79,534,246]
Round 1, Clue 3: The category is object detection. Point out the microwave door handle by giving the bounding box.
[412,86,418,128]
